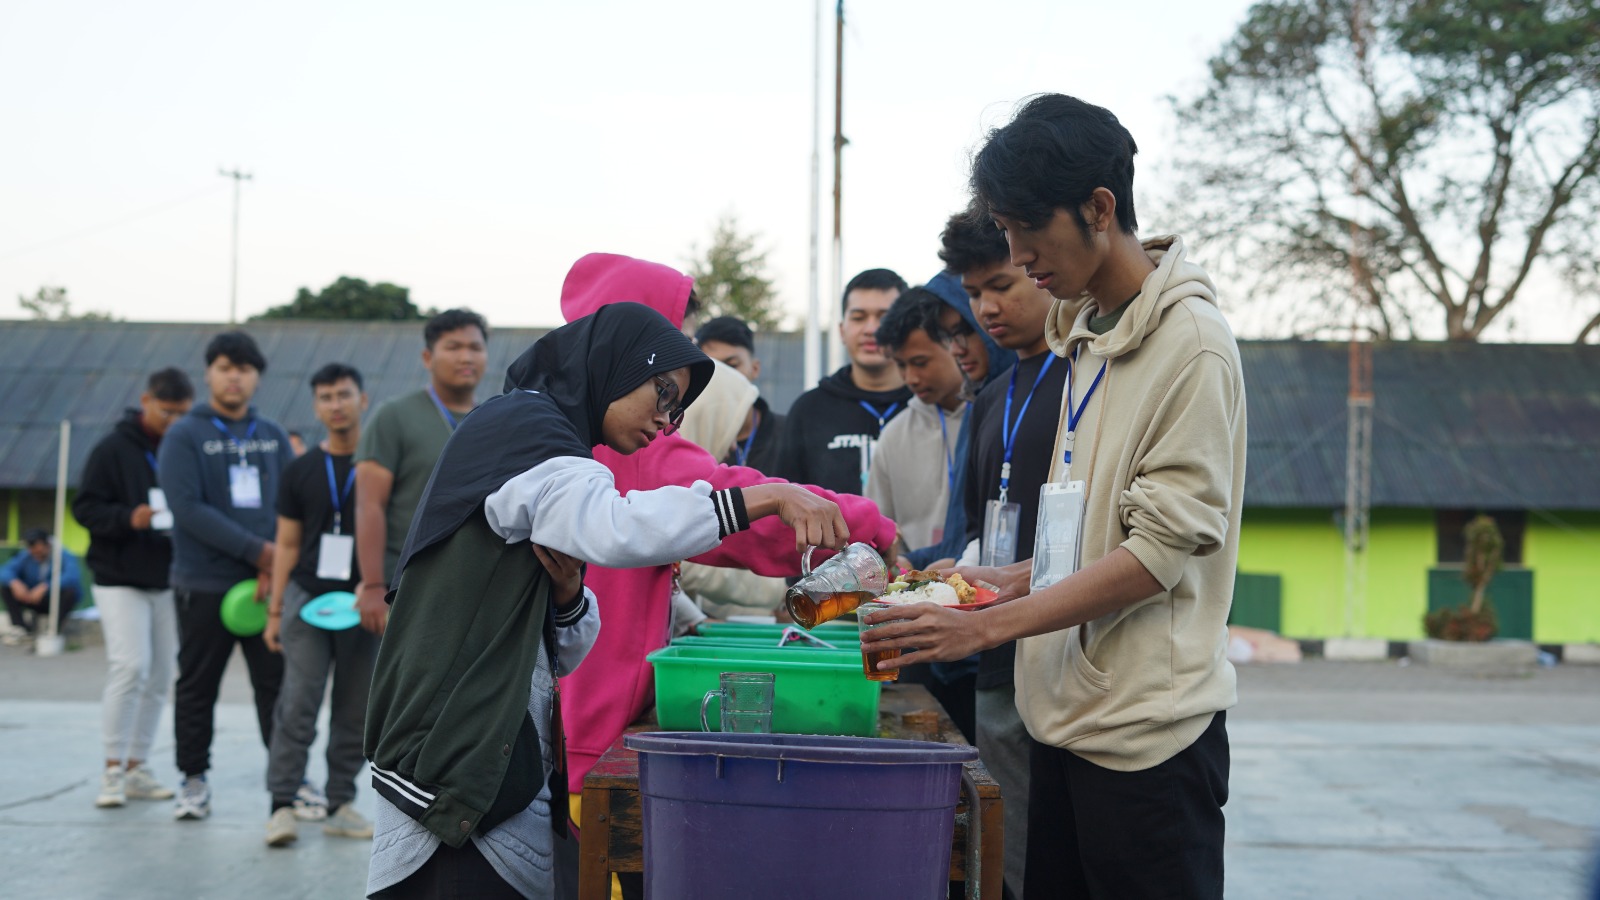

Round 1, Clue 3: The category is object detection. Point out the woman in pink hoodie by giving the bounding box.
[556,253,897,802]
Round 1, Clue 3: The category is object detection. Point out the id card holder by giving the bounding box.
[1030,481,1087,593]
[229,464,262,509]
[981,500,1022,567]
[148,487,174,531]
[317,533,355,581]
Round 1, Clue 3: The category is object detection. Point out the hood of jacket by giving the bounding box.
[1046,235,1217,361]
[925,269,1017,389]
[114,408,161,452]
[560,252,696,327]
[815,366,912,403]
[677,359,758,459]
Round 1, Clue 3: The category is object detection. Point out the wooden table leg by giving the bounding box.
[578,786,612,900]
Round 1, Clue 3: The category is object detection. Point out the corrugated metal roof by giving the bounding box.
[2,322,1596,511]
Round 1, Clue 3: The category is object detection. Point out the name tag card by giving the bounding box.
[148,487,173,531]
[317,533,355,582]
[1030,481,1087,593]
[229,465,262,509]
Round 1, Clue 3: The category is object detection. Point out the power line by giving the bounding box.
[0,184,225,261]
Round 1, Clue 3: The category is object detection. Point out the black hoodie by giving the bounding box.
[774,365,912,496]
[72,410,173,590]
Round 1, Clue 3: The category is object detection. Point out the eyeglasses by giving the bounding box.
[946,318,976,351]
[653,375,686,434]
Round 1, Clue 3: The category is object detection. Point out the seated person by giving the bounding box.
[2,529,82,644]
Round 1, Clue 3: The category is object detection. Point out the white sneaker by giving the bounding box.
[124,765,175,800]
[292,781,328,821]
[322,804,373,839]
[1,627,29,647]
[95,766,126,808]
[173,774,211,820]
[265,807,298,847]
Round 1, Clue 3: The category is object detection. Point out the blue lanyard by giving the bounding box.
[857,400,899,430]
[210,416,257,463]
[1063,348,1109,466]
[733,411,760,467]
[144,451,159,473]
[937,406,957,491]
[427,385,461,430]
[999,355,1056,501]
[324,453,356,533]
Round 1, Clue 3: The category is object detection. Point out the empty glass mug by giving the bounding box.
[700,671,775,733]
[782,542,889,629]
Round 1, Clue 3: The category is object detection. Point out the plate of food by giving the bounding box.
[881,570,1003,610]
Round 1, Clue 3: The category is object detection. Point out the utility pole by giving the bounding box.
[827,0,846,373]
[805,0,823,389]
[1342,0,1374,641]
[219,167,253,324]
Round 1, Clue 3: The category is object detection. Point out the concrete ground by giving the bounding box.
[1,639,1597,899]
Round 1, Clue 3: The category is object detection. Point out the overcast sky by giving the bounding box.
[1,0,1280,332]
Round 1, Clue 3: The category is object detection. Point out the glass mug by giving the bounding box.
[782,542,889,629]
[700,671,775,733]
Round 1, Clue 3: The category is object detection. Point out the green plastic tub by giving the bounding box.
[673,634,859,651]
[698,621,859,640]
[647,644,880,737]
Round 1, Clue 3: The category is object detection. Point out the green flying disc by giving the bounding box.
[220,579,266,637]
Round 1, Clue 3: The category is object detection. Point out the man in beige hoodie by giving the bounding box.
[863,94,1245,899]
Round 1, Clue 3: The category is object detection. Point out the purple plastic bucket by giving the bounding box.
[624,731,978,899]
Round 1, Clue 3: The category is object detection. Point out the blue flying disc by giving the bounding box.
[299,591,360,631]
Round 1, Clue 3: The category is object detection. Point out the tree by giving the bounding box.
[255,276,424,321]
[685,215,785,331]
[18,285,115,321]
[1171,0,1600,341]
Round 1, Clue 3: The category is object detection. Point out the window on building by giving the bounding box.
[1436,509,1525,566]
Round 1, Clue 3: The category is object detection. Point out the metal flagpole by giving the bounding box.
[219,167,253,324]
[804,0,823,389]
[827,0,846,374]
[38,420,70,657]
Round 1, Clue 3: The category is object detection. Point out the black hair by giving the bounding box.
[693,315,755,353]
[309,362,364,391]
[684,289,702,322]
[841,268,908,315]
[874,287,951,354]
[424,308,489,350]
[205,331,267,373]
[971,93,1139,241]
[146,367,194,403]
[938,207,1013,275]
[22,528,50,546]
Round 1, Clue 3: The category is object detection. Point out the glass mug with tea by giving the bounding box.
[700,671,775,733]
[856,601,901,682]
[783,542,889,629]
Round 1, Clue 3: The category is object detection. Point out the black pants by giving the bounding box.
[1024,711,1229,900]
[3,585,78,632]
[174,587,283,777]
[372,840,523,900]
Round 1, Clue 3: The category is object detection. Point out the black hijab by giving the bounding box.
[392,302,715,583]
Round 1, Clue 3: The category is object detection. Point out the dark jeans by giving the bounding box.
[1024,710,1230,900]
[371,840,522,900]
[174,588,283,777]
[3,584,78,633]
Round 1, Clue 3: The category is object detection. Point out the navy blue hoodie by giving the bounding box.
[157,402,290,593]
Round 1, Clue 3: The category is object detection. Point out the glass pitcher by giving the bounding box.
[783,542,888,629]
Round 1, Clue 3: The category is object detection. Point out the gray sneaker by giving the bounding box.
[322,804,374,839]
[266,807,298,847]
[293,781,328,821]
[95,766,126,808]
[123,765,175,801]
[173,774,210,821]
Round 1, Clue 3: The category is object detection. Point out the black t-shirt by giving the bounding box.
[963,351,1069,689]
[276,447,360,596]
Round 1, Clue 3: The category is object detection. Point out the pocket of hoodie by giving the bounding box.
[1070,630,1112,692]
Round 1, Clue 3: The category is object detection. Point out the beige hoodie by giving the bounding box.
[1014,235,1245,772]
[676,360,788,618]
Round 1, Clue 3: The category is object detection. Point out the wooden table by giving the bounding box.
[578,683,1004,899]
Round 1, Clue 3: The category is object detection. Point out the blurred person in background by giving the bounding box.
[693,315,784,475]
[1,529,82,646]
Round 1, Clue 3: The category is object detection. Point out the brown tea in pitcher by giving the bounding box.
[784,586,874,629]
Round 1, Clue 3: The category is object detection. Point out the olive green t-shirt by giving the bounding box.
[355,389,456,582]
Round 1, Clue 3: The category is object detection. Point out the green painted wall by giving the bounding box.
[1236,508,1433,640]
[1526,512,1600,644]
